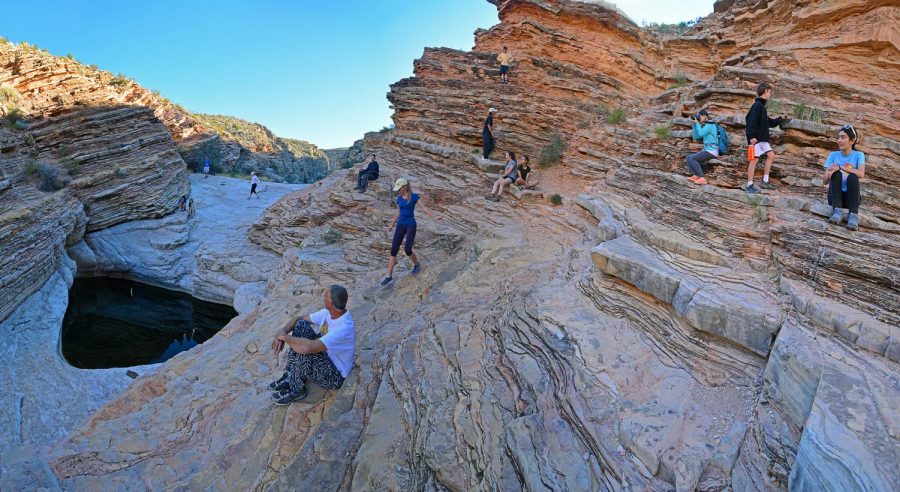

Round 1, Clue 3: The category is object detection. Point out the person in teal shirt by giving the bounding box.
[685,110,718,185]
[823,125,865,230]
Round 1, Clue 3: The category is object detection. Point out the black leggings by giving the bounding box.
[391,225,416,257]
[482,132,494,159]
[828,171,860,214]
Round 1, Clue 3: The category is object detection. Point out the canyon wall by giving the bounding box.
[1,1,897,490]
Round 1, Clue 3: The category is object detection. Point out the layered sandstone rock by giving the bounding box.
[185,114,332,183]
[2,1,897,491]
[0,43,189,322]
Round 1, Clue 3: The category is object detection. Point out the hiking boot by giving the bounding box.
[693,177,708,185]
[846,213,859,231]
[268,375,289,391]
[411,263,421,275]
[759,181,776,190]
[273,387,308,406]
[742,183,760,194]
[828,208,843,225]
[380,277,394,286]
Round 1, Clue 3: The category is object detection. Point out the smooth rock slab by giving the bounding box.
[592,236,782,355]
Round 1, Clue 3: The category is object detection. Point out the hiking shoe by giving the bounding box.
[759,181,776,190]
[268,375,289,391]
[828,208,843,225]
[411,263,421,275]
[380,277,393,286]
[273,387,308,406]
[742,183,760,194]
[846,213,859,231]
[687,175,700,182]
[693,177,708,185]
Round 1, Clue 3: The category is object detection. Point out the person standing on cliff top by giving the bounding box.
[380,177,439,286]
[482,107,497,160]
[742,82,787,194]
[497,46,513,84]
[354,154,380,192]
[270,285,355,405]
[248,172,260,199]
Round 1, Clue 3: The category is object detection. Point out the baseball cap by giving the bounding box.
[393,177,409,191]
[488,107,498,113]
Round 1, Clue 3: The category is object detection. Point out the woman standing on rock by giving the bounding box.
[381,178,438,286]
[824,125,865,231]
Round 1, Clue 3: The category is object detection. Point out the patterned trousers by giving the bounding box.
[282,320,344,393]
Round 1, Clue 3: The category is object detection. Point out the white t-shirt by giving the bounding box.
[309,309,356,378]
[251,175,260,185]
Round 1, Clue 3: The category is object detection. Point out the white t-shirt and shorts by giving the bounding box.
[309,309,356,378]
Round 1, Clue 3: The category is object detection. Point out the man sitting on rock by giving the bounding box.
[269,284,356,405]
[354,154,380,192]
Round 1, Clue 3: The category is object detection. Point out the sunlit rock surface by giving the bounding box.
[1,0,898,490]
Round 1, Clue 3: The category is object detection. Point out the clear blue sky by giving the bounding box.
[2,1,712,149]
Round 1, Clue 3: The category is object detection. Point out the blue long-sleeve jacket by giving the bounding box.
[692,122,719,154]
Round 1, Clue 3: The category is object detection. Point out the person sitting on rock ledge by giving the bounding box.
[515,155,537,190]
[824,124,865,231]
[354,154,380,192]
[685,109,718,186]
[270,284,356,405]
[486,150,518,201]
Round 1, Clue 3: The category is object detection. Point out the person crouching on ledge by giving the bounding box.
[269,284,356,405]
[824,124,865,231]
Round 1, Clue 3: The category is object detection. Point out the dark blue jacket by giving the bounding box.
[745,97,783,144]
[362,160,379,179]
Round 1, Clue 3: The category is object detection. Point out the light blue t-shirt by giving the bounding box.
[824,150,865,192]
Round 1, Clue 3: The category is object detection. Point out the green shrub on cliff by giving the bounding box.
[607,108,626,125]
[322,228,342,244]
[36,163,70,192]
[538,133,566,167]
[653,124,671,139]
[550,194,563,206]
[110,73,131,88]
[0,87,21,105]
[3,107,23,128]
[0,37,9,46]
